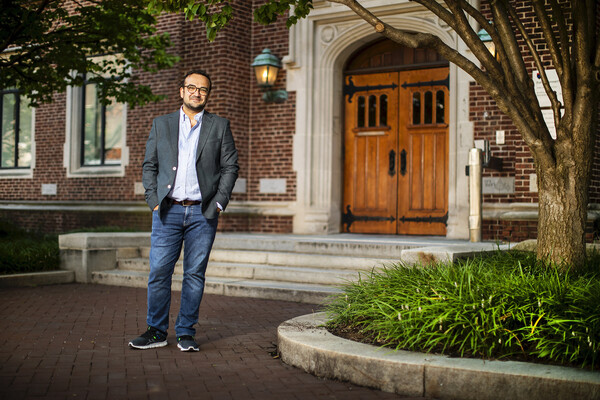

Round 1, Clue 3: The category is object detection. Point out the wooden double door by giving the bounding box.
[342,67,449,235]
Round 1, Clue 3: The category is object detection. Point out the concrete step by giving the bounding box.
[125,233,451,260]
[126,246,400,270]
[116,258,366,286]
[210,233,472,258]
[91,269,338,304]
[209,262,363,285]
[208,248,392,270]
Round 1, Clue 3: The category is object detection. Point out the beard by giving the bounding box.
[183,97,206,113]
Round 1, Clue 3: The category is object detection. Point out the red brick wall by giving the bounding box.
[0,210,151,234]
[470,83,538,205]
[590,4,600,204]
[589,104,600,204]
[247,1,296,204]
[218,214,293,233]
[0,0,296,234]
[483,218,597,244]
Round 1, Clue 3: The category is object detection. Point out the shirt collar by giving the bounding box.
[180,107,204,123]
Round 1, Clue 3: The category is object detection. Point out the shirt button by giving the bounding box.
[167,185,171,189]
[173,166,177,170]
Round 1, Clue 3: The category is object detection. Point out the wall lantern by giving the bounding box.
[251,48,288,103]
[477,27,496,58]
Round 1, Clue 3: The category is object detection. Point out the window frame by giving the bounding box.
[64,74,128,178]
[0,88,35,179]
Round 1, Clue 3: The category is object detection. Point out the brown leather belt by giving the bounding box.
[172,199,201,206]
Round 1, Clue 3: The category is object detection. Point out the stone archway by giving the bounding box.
[285,7,473,239]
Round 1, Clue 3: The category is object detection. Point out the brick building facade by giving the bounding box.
[1,0,598,242]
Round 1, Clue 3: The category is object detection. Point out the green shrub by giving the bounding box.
[326,250,600,369]
[0,221,59,274]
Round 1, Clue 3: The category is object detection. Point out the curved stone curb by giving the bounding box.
[277,312,600,400]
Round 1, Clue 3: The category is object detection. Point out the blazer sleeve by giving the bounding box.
[214,120,239,212]
[142,119,159,210]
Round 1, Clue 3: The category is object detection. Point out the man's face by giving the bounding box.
[180,73,210,113]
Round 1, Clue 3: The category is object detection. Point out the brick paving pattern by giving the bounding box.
[0,284,427,400]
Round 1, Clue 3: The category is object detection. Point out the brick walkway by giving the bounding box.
[0,284,427,400]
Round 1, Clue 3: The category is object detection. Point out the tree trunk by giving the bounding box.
[536,128,593,269]
[537,168,588,269]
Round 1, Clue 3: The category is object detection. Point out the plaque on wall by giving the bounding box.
[482,177,515,194]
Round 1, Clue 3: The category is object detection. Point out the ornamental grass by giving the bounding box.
[326,250,600,369]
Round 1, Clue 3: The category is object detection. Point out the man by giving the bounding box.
[129,70,238,352]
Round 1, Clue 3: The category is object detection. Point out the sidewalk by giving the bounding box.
[0,283,427,400]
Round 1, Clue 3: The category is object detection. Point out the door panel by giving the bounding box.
[342,67,449,235]
[398,68,449,235]
[343,73,398,233]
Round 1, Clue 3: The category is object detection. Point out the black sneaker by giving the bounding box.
[128,326,168,349]
[177,335,200,352]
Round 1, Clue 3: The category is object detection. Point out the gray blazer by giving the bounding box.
[142,110,239,220]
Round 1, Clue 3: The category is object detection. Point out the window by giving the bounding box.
[411,89,448,126]
[81,80,123,166]
[412,92,421,125]
[436,90,445,123]
[65,74,128,177]
[0,89,34,176]
[356,94,389,128]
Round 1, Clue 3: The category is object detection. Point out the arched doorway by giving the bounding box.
[342,39,450,235]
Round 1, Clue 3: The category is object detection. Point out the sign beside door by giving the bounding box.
[342,67,449,235]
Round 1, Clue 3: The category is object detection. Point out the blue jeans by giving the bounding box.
[147,204,217,337]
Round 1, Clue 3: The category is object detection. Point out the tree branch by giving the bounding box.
[489,1,529,89]
[534,0,564,77]
[442,0,503,78]
[507,2,562,132]
[572,1,593,78]
[0,0,54,53]
[484,1,550,145]
[544,0,573,111]
[450,0,523,105]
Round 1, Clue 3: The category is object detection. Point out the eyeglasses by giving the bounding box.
[184,84,209,95]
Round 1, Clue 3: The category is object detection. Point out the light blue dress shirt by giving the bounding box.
[170,108,203,202]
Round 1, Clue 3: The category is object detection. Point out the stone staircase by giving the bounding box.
[60,232,504,304]
[90,234,422,304]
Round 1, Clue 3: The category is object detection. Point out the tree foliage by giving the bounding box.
[0,0,179,107]
[146,0,234,41]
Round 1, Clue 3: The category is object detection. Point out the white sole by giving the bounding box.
[177,343,200,352]
[128,340,168,350]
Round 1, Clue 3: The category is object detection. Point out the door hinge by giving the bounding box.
[342,205,395,232]
[344,76,398,103]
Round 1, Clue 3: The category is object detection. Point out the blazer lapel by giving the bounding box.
[167,111,180,156]
[196,112,213,160]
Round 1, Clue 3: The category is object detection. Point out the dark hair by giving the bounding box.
[180,70,212,92]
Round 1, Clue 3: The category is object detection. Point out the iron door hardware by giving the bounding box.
[388,150,396,176]
[401,75,450,89]
[341,205,395,232]
[400,149,407,176]
[342,206,448,232]
[398,213,448,225]
[344,76,398,103]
